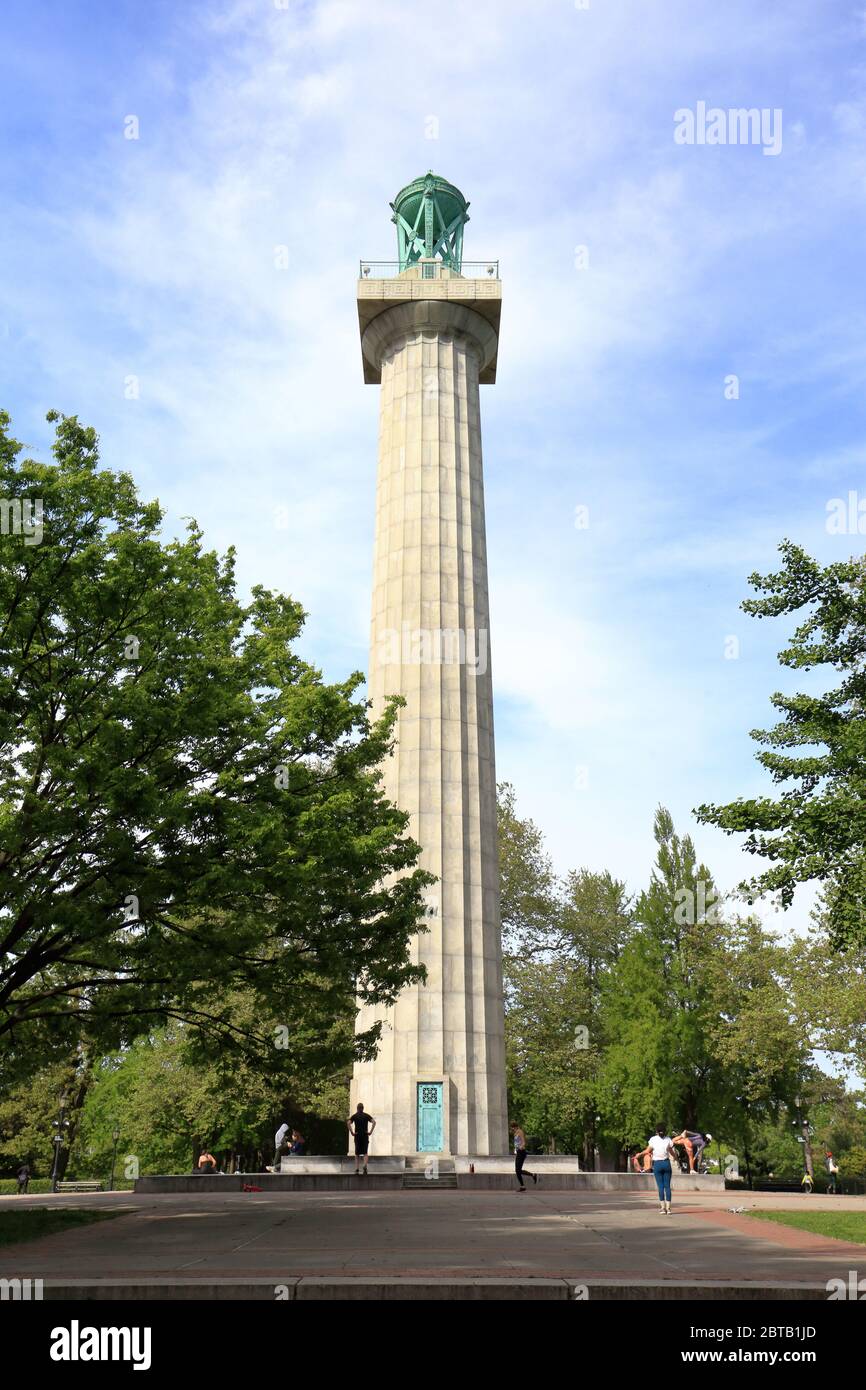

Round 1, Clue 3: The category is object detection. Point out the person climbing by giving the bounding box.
[267,1120,290,1172]
[672,1129,711,1173]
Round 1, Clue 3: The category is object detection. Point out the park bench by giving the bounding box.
[56,1180,103,1193]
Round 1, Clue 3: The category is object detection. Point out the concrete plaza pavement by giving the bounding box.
[2,1187,865,1299]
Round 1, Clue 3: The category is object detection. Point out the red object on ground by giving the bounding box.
[243,1184,263,1192]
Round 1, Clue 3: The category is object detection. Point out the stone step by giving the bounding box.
[402,1174,458,1190]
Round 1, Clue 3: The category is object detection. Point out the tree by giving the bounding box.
[0,409,431,1078]
[557,869,632,1163]
[598,808,730,1141]
[703,916,807,1106]
[696,541,866,948]
[498,784,632,1158]
[506,957,590,1153]
[784,911,866,1081]
[0,1056,82,1178]
[840,1144,866,1180]
[497,782,562,958]
[701,915,809,1183]
[77,1010,353,1178]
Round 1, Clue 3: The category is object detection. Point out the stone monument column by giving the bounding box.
[352,174,507,1156]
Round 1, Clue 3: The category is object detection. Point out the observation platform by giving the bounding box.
[357,260,502,384]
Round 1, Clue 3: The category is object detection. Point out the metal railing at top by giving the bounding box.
[359,260,499,280]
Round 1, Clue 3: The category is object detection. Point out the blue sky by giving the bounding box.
[2,0,865,934]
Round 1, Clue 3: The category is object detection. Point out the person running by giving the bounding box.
[348,1103,376,1175]
[647,1124,676,1214]
[510,1122,538,1192]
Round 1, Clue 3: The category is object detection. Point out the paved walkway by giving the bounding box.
[1,1189,864,1291]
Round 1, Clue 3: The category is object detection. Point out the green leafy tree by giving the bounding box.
[499,785,632,1158]
[598,808,730,1142]
[76,1013,352,1177]
[497,782,562,958]
[0,1057,80,1177]
[704,917,806,1104]
[506,957,589,1152]
[701,916,809,1182]
[0,409,431,1078]
[839,1144,866,1179]
[697,541,866,948]
[746,1117,811,1182]
[784,914,866,1079]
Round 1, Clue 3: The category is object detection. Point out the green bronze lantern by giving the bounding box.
[390,171,469,272]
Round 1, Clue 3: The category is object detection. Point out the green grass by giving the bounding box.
[0,1179,55,1196]
[0,1207,120,1247]
[747,1210,866,1245]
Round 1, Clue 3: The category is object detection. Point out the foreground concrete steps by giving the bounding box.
[403,1175,458,1189]
[32,1278,831,1302]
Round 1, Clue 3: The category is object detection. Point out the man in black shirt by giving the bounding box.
[348,1103,376,1175]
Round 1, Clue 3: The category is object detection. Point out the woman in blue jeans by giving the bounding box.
[647,1125,676,1215]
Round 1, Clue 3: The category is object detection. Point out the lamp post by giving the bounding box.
[50,1100,70,1194]
[108,1126,121,1191]
[793,1094,814,1181]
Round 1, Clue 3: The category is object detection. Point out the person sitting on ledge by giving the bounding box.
[197,1148,217,1173]
[631,1145,652,1173]
[290,1130,306,1156]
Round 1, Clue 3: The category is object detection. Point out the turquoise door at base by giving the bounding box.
[417,1082,444,1152]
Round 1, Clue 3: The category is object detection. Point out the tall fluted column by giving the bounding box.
[351,295,507,1155]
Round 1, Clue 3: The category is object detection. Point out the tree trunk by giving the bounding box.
[56,1054,93,1178]
[802,1115,814,1178]
[683,1091,697,1130]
